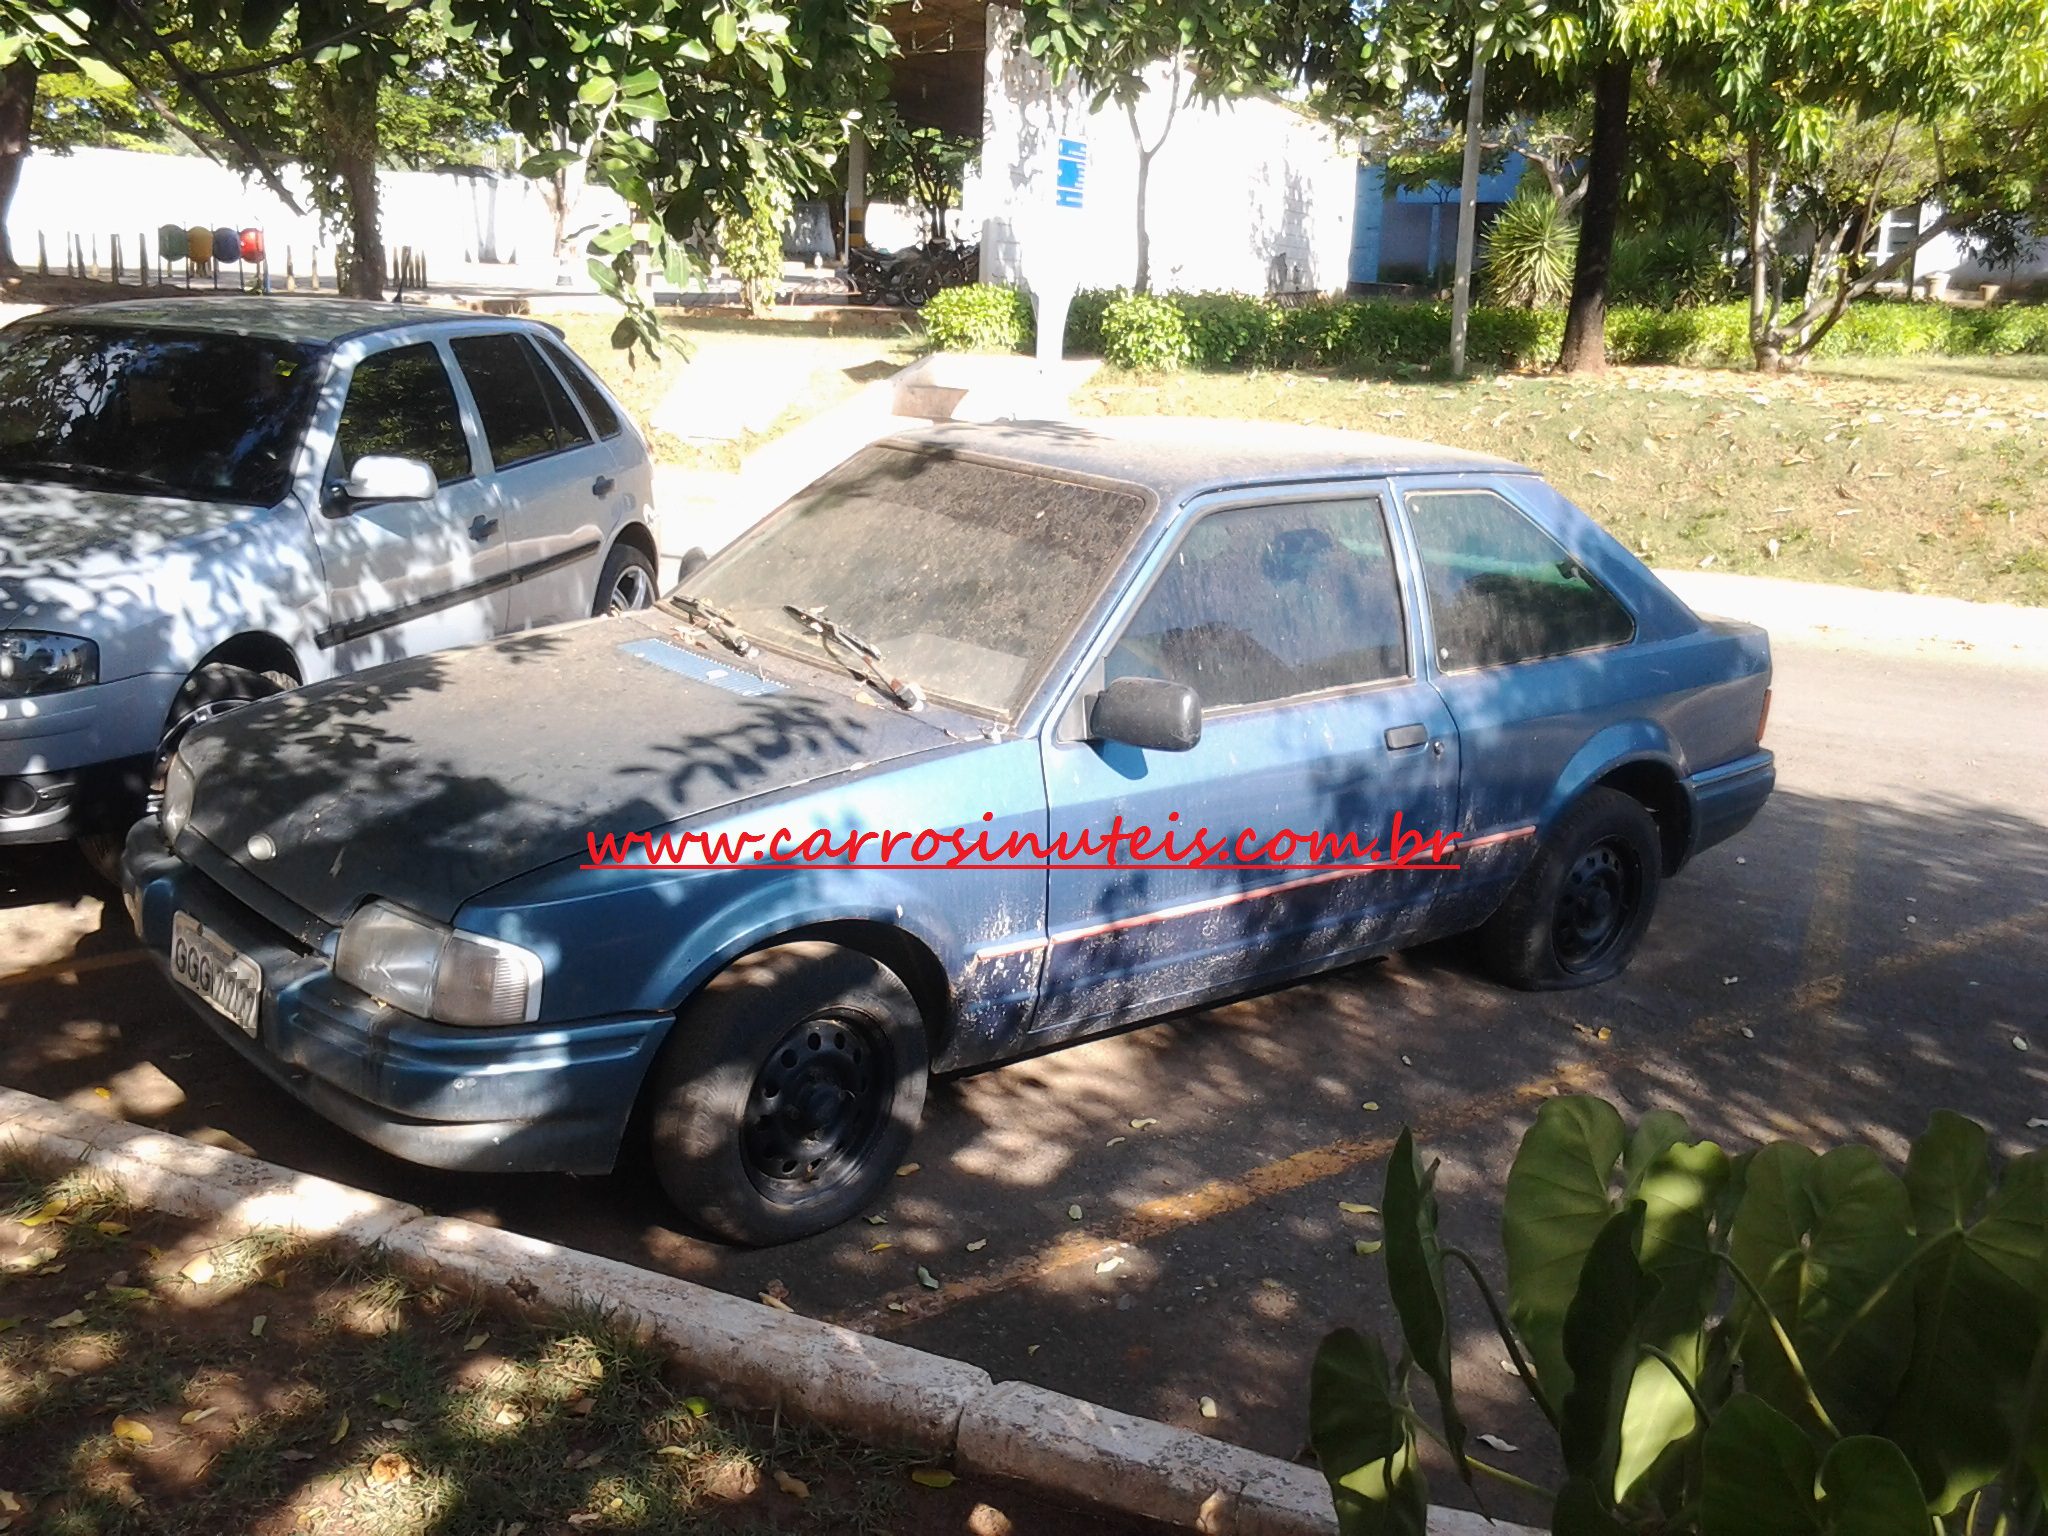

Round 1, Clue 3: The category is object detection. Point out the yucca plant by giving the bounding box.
[1481,193,1580,309]
[1311,1099,2048,1535]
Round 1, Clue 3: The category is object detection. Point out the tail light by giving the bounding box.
[1757,687,1772,745]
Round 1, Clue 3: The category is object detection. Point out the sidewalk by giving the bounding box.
[1655,567,2048,663]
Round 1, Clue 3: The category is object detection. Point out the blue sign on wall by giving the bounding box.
[1055,138,1088,209]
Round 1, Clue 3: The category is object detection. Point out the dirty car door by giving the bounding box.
[1033,487,1460,1036]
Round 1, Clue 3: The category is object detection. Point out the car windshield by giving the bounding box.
[676,444,1150,718]
[0,322,323,504]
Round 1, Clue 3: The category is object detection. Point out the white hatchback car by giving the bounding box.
[0,297,663,874]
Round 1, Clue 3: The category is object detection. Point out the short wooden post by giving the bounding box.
[110,233,122,284]
[90,233,100,280]
[36,232,48,277]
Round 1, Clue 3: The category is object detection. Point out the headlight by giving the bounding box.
[0,631,97,697]
[160,753,196,845]
[333,899,543,1028]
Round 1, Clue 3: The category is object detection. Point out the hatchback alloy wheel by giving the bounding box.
[607,563,654,614]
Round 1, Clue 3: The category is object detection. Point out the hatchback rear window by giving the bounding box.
[0,323,321,504]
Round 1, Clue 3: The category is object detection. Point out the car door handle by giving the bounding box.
[468,514,500,541]
[1384,723,1428,751]
[591,475,615,498]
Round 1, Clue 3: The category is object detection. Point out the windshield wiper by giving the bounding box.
[782,604,925,711]
[668,594,755,657]
[0,460,185,496]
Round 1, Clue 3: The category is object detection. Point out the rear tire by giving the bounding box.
[646,942,928,1245]
[1476,787,1661,990]
[594,541,657,617]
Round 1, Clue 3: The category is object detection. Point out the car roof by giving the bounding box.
[13,296,551,346]
[876,417,1530,500]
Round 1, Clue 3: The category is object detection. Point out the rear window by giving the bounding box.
[0,323,321,504]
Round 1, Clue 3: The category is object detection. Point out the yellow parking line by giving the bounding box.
[840,901,2048,1335]
[0,950,149,988]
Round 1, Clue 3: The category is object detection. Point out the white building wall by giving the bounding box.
[968,5,1354,298]
[4,144,625,276]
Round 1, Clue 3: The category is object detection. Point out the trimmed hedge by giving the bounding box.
[920,283,1034,353]
[925,284,2048,372]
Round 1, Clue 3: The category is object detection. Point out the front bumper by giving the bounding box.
[0,671,182,843]
[121,821,672,1175]
[1687,749,1776,857]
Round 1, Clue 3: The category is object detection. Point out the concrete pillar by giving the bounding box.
[845,132,868,255]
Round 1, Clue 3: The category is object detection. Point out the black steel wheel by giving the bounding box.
[1476,786,1662,990]
[741,1012,893,1202]
[646,942,928,1244]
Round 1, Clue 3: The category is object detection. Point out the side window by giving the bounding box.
[332,343,471,485]
[522,336,594,451]
[540,338,622,439]
[1404,488,1636,670]
[1103,497,1408,710]
[449,333,561,469]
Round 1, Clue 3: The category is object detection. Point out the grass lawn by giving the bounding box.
[1073,354,2048,606]
[0,1162,1158,1536]
[556,309,923,477]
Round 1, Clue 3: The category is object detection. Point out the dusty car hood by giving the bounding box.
[179,613,969,926]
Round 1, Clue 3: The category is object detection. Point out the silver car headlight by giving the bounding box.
[160,753,196,845]
[333,899,543,1028]
[0,631,97,697]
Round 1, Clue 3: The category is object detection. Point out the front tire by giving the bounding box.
[78,661,293,885]
[646,942,928,1245]
[1477,787,1661,990]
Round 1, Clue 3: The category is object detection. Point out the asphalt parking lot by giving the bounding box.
[3,632,2044,1522]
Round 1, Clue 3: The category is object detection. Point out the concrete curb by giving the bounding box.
[1655,566,2048,661]
[0,1085,1532,1536]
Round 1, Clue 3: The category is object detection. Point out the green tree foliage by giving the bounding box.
[1312,1101,2048,1535]
[865,105,974,241]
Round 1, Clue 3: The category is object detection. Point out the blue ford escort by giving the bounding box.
[123,419,1773,1243]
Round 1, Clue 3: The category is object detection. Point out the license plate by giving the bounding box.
[170,911,262,1038]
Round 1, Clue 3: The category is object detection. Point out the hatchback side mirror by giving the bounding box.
[1087,676,1202,753]
[341,455,438,506]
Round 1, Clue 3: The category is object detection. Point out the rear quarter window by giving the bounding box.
[1404,486,1635,670]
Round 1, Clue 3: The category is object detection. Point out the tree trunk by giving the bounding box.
[1133,145,1153,294]
[1556,55,1632,374]
[0,60,37,275]
[336,141,384,298]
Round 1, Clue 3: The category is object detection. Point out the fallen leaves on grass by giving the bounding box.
[1129,1118,1158,1130]
[917,1267,940,1291]
[1354,1240,1384,1257]
[1095,1257,1124,1275]
[367,1452,413,1485]
[911,1468,957,1488]
[465,1332,489,1351]
[683,1397,711,1417]
[18,1197,69,1228]
[180,1407,218,1426]
[179,1255,215,1286]
[1199,1396,1219,1419]
[250,1315,266,1337]
[47,1310,86,1328]
[758,1293,794,1312]
[1476,1433,1519,1454]
[896,1163,921,1178]
[329,1413,349,1444]
[1338,1202,1377,1215]
[110,1416,153,1445]
[1067,1204,1083,1221]
[966,1238,987,1252]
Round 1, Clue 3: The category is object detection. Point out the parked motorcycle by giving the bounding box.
[845,237,980,308]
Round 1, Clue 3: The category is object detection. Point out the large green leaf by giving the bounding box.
[1309,1329,1429,1536]
[1815,1437,1937,1536]
[1702,1395,1824,1536]
[1616,1135,1730,1502]
[1704,1396,1933,1536]
[1881,1137,2048,1511]
[1505,1096,1628,1405]
[1552,1475,1629,1536]
[1558,1205,1658,1504]
[1730,1144,1915,1435]
[1382,1130,1466,1481]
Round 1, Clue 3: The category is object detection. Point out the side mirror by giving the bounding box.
[341,455,437,506]
[1087,676,1202,753]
